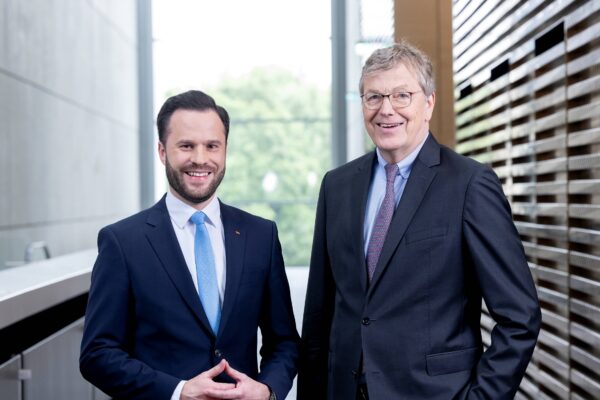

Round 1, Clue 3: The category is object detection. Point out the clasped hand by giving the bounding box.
[181,359,271,400]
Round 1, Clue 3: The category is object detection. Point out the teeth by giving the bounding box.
[379,123,401,128]
[187,172,209,177]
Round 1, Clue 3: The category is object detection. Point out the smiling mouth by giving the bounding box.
[377,122,404,128]
[186,171,211,177]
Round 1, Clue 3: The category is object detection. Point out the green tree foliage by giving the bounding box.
[209,67,331,266]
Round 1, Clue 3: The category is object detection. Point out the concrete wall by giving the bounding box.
[0,0,140,268]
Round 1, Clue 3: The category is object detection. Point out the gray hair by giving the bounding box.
[359,40,436,96]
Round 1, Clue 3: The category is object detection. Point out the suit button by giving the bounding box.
[361,318,370,326]
[214,349,222,358]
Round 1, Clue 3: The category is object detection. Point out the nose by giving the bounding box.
[190,146,208,165]
[378,96,395,115]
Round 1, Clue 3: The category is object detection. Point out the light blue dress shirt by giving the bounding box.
[363,135,428,257]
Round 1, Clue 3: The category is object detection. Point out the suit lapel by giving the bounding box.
[368,135,440,294]
[145,197,214,334]
[351,153,377,293]
[217,202,246,338]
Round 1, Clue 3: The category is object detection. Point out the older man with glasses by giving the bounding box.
[298,39,541,400]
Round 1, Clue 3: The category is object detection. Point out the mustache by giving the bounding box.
[182,162,217,172]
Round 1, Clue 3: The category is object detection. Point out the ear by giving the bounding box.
[425,91,436,121]
[158,141,166,166]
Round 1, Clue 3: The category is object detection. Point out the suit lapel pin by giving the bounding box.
[234,229,241,236]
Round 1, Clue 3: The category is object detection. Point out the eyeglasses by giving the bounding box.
[360,91,421,110]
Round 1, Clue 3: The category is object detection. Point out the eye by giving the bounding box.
[364,93,383,103]
[180,143,193,150]
[392,92,411,101]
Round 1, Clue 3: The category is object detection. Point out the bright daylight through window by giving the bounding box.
[153,0,332,266]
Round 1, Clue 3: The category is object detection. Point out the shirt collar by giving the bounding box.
[375,133,429,179]
[165,189,221,229]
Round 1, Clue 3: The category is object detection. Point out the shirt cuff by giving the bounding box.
[170,380,186,400]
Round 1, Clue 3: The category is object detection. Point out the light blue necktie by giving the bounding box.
[190,211,221,334]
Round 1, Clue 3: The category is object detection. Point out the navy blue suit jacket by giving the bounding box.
[299,135,541,399]
[80,197,299,399]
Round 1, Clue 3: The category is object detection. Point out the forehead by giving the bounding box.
[167,109,226,141]
[363,63,420,91]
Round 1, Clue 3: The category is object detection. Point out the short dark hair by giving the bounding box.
[156,90,230,144]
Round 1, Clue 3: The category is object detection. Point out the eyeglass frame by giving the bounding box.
[360,90,423,110]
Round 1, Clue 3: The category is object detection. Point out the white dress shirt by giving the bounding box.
[165,190,227,400]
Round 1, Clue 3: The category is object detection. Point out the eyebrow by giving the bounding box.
[366,85,412,93]
[175,138,224,146]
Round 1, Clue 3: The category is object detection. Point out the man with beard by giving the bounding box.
[80,90,299,400]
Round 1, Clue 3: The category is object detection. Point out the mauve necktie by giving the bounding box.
[190,211,221,334]
[366,163,399,281]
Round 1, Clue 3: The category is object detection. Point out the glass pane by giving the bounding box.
[153,0,332,266]
[217,98,330,266]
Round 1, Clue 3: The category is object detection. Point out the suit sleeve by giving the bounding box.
[297,173,336,400]
[463,166,541,400]
[79,227,180,400]
[256,222,301,400]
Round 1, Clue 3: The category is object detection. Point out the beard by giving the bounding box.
[165,156,226,205]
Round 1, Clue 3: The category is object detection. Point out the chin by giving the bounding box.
[378,138,407,151]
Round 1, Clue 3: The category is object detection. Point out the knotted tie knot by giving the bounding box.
[190,211,207,225]
[385,163,399,184]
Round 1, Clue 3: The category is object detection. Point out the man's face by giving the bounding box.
[362,63,435,163]
[158,109,226,209]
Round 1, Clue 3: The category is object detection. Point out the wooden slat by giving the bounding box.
[453,1,600,396]
[570,369,600,400]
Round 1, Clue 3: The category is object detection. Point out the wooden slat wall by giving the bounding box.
[453,1,600,399]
